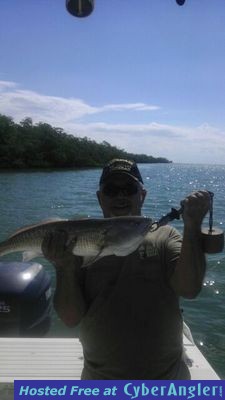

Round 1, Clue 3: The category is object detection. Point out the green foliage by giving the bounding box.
[0,114,171,169]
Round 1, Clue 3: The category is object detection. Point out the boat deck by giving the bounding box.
[0,337,83,382]
[0,334,220,399]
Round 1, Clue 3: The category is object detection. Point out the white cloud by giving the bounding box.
[0,80,159,124]
[0,80,224,164]
[0,83,98,122]
[101,103,160,111]
[0,80,17,91]
[62,121,225,164]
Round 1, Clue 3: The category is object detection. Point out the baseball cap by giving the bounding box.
[99,159,144,185]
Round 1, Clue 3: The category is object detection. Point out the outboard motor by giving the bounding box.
[0,262,52,337]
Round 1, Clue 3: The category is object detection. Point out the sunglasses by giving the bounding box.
[102,182,139,197]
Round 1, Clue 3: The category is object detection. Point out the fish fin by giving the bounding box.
[22,250,42,262]
[9,218,67,238]
[81,253,104,268]
[114,248,132,256]
[79,228,109,268]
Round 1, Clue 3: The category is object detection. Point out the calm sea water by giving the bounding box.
[0,164,224,378]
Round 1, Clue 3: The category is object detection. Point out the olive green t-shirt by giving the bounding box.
[79,225,189,380]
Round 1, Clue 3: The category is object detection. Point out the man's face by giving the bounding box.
[97,174,147,217]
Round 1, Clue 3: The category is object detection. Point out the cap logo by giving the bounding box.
[99,158,143,185]
[108,160,133,173]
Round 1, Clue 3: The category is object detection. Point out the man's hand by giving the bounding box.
[180,190,211,230]
[170,190,210,298]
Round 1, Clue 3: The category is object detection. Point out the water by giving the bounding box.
[0,164,224,378]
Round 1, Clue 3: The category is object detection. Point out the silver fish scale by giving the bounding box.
[73,230,106,256]
[7,229,43,252]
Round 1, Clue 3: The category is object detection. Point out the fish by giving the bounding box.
[0,216,152,267]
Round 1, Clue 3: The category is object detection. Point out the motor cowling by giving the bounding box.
[0,262,52,337]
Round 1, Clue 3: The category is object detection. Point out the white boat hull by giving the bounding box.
[183,322,220,380]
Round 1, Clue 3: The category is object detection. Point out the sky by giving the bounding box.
[0,0,225,164]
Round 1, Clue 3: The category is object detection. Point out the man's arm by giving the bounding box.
[42,231,87,327]
[170,190,210,299]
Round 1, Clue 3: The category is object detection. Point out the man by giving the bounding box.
[42,158,210,380]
